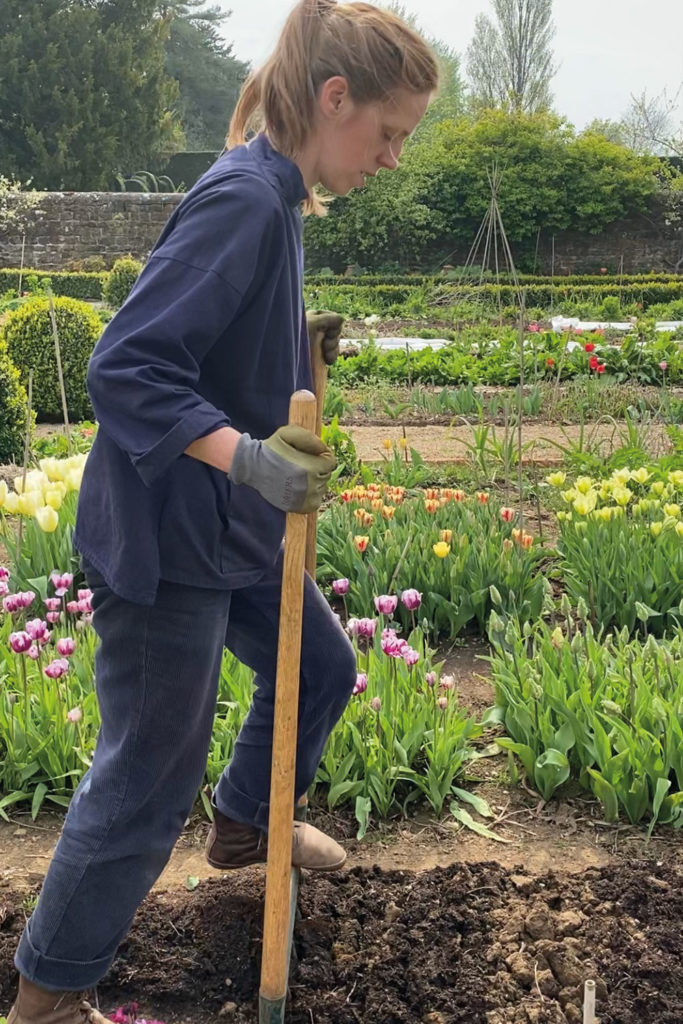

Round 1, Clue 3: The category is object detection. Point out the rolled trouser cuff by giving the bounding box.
[15,919,113,992]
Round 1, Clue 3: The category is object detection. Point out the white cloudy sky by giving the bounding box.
[214,0,683,130]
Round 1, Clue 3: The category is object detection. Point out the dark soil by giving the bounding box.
[2,858,682,1024]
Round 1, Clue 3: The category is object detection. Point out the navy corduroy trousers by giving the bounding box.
[15,553,356,991]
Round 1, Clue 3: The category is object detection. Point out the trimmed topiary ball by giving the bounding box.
[1,296,103,422]
[102,255,142,309]
[0,337,31,464]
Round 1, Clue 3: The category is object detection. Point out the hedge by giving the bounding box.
[0,269,105,300]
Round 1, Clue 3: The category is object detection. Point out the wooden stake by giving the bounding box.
[259,389,317,1023]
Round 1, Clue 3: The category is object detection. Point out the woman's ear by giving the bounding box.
[319,76,350,119]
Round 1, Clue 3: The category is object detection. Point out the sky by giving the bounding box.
[214,0,683,131]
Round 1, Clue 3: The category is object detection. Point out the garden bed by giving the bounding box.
[2,856,682,1024]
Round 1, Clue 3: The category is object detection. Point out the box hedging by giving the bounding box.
[0,339,29,464]
[0,269,105,300]
[0,297,103,421]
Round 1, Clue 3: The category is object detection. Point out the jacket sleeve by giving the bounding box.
[87,178,278,486]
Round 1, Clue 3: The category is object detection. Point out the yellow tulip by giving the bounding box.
[575,476,594,495]
[612,486,633,507]
[14,470,48,494]
[0,480,7,508]
[676,521,683,538]
[545,472,566,487]
[35,505,59,533]
[433,542,451,558]
[382,438,393,451]
[3,491,20,514]
[668,470,683,488]
[611,468,631,486]
[398,437,408,450]
[631,468,651,485]
[561,489,578,504]
[663,504,681,519]
[550,627,565,648]
[573,491,598,516]
[17,490,44,516]
[64,467,84,492]
[650,521,663,538]
[651,481,665,497]
[44,488,64,510]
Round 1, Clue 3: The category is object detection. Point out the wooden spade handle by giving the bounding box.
[305,334,329,576]
[260,388,316,1006]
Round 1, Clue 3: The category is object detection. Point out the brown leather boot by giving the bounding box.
[205,805,346,871]
[7,975,110,1024]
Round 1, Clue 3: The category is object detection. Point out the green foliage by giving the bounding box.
[1,298,103,421]
[305,110,661,270]
[488,616,683,830]
[102,256,143,309]
[0,339,29,464]
[0,0,181,190]
[162,0,249,150]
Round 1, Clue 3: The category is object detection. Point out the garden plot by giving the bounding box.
[2,858,682,1024]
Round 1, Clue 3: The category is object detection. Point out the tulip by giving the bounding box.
[425,671,436,686]
[403,647,420,666]
[0,567,10,582]
[589,356,599,370]
[400,588,422,611]
[9,631,32,654]
[66,601,80,614]
[660,361,668,372]
[354,535,370,553]
[0,580,8,596]
[476,492,489,504]
[47,611,62,624]
[500,507,515,522]
[50,572,73,596]
[66,707,83,723]
[35,505,59,532]
[433,542,450,558]
[345,618,360,636]
[18,591,35,609]
[44,658,70,679]
[44,597,62,611]
[546,357,555,367]
[352,673,368,696]
[27,645,41,660]
[440,529,452,543]
[374,594,398,615]
[332,578,350,596]
[440,674,455,690]
[78,596,93,614]
[2,594,20,614]
[382,438,393,451]
[357,618,377,638]
[57,637,76,656]
[584,343,595,353]
[369,697,382,712]
[25,619,49,641]
[78,589,93,602]
[597,364,606,374]
[437,697,449,711]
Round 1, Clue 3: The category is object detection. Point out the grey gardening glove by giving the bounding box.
[306,310,345,366]
[230,425,336,514]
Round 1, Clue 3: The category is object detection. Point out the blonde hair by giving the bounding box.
[227,0,439,215]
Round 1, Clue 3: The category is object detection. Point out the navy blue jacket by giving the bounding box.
[74,134,312,604]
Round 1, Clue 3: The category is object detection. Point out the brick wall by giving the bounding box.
[0,191,681,274]
[0,192,183,270]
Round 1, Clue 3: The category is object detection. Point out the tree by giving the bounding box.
[621,87,683,158]
[304,110,661,271]
[158,1,249,150]
[383,3,466,130]
[0,0,181,190]
[466,0,556,113]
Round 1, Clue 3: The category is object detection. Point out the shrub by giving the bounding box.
[103,255,142,309]
[0,337,30,463]
[1,297,103,421]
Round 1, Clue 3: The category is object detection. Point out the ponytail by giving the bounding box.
[227,1,439,216]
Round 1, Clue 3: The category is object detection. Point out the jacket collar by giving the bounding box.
[248,132,308,208]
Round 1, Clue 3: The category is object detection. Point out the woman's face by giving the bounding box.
[312,82,431,196]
